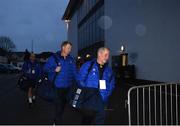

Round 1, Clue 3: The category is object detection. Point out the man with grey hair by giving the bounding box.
[78,47,115,124]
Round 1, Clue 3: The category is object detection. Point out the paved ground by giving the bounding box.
[0,74,130,125]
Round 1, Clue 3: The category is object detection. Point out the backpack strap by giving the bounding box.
[85,60,95,82]
[52,53,60,66]
[84,60,113,83]
[51,54,61,86]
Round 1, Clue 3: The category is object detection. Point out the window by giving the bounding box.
[93,20,96,43]
[78,0,104,50]
[89,22,92,45]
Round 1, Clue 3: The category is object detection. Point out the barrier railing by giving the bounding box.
[127,83,180,125]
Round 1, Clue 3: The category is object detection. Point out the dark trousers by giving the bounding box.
[81,108,106,125]
[54,88,69,124]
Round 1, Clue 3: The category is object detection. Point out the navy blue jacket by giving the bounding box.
[43,51,77,88]
[22,60,42,80]
[78,59,115,103]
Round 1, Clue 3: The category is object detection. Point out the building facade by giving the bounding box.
[63,0,105,58]
[62,0,180,82]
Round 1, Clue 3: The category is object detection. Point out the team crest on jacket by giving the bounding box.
[58,62,61,66]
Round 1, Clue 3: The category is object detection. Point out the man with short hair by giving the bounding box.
[78,47,115,124]
[44,41,77,124]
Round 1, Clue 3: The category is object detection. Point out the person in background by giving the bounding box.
[44,41,77,124]
[22,53,42,108]
[78,47,115,124]
[24,49,30,61]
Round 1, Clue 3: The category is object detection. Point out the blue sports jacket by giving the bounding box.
[78,59,115,103]
[22,60,42,80]
[43,51,77,88]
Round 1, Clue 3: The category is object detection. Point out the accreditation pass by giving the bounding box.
[99,80,106,90]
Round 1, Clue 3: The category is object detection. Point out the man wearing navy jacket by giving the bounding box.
[78,47,115,124]
[44,41,77,124]
[22,53,42,107]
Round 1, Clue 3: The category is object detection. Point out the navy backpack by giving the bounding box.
[36,54,59,102]
[17,75,30,92]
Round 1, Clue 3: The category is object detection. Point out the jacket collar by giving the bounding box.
[56,51,71,59]
[93,58,108,67]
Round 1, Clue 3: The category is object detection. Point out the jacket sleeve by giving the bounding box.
[78,61,91,87]
[43,56,57,74]
[107,71,115,97]
[102,69,115,103]
[71,58,78,83]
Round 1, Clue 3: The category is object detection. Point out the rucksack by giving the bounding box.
[36,54,60,102]
[17,75,30,92]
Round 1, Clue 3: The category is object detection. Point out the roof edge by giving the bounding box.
[62,0,82,20]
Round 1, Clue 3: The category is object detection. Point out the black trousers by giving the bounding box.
[81,108,106,125]
[54,88,70,124]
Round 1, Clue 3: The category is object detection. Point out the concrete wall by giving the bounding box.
[105,0,180,82]
[68,12,78,57]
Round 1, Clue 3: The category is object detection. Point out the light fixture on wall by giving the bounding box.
[120,45,125,53]
[64,20,71,30]
[120,45,128,66]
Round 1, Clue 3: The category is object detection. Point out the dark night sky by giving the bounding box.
[0,0,69,53]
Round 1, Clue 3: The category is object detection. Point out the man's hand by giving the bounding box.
[55,66,61,73]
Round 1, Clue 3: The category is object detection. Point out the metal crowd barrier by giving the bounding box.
[127,83,180,125]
